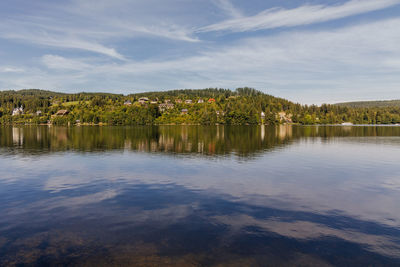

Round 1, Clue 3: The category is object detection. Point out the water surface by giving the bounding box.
[0,125,400,266]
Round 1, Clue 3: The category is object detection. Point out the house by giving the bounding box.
[175,99,182,103]
[138,97,149,104]
[260,111,266,124]
[55,110,69,116]
[159,104,167,112]
[185,99,193,104]
[278,112,293,123]
[181,108,188,115]
[124,100,132,106]
[150,100,158,104]
[36,110,42,116]
[12,106,23,116]
[208,98,215,103]
[165,99,171,103]
[197,99,204,103]
[158,103,174,112]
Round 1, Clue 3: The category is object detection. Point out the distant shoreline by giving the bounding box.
[2,123,400,127]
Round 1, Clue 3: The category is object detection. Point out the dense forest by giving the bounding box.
[1,88,400,125]
[336,100,400,108]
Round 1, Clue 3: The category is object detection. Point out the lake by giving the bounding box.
[0,125,400,266]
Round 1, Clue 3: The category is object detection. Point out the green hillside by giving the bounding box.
[1,88,400,125]
[336,100,400,108]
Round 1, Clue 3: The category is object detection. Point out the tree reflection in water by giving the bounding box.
[0,125,400,266]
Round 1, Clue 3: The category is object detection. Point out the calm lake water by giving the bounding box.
[0,125,400,266]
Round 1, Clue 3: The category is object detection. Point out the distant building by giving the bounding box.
[54,110,69,116]
[208,98,215,103]
[165,99,171,103]
[278,112,285,121]
[175,99,182,104]
[197,99,204,103]
[278,112,293,123]
[158,104,167,112]
[181,108,188,115]
[150,100,158,104]
[158,103,174,112]
[36,110,42,116]
[185,99,193,104]
[12,106,23,116]
[51,100,60,106]
[260,111,265,118]
[124,100,132,106]
[341,122,353,126]
[138,97,149,104]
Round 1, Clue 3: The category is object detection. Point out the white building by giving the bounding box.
[138,97,149,104]
[12,106,23,116]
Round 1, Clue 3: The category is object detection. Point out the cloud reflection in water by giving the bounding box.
[0,125,400,265]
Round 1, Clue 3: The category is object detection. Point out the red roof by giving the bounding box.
[208,98,215,103]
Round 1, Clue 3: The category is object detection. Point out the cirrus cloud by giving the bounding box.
[199,0,400,32]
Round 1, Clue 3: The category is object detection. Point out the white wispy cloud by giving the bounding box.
[108,21,199,43]
[199,0,400,32]
[41,55,91,70]
[0,19,126,60]
[0,1,199,60]
[16,36,123,61]
[57,0,199,42]
[1,7,400,103]
[213,0,243,18]
[0,66,25,73]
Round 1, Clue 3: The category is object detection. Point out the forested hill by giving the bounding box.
[335,100,400,108]
[1,88,400,125]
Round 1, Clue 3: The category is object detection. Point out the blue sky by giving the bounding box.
[0,0,400,104]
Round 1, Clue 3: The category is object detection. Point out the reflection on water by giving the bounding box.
[1,125,297,157]
[0,125,400,266]
[1,125,400,156]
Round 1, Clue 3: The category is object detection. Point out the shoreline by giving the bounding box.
[1,123,400,127]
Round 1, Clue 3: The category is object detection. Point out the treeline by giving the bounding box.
[336,100,400,108]
[0,88,400,125]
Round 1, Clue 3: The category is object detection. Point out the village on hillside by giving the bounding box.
[2,88,399,125]
[5,89,296,126]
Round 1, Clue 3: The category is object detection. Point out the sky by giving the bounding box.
[0,0,400,104]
